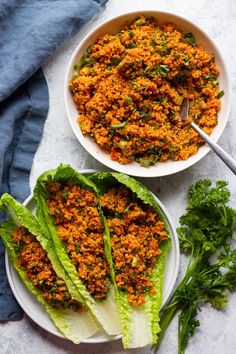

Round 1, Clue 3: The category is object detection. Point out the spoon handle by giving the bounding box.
[191,122,236,175]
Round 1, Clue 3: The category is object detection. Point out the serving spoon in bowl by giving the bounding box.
[180,98,236,175]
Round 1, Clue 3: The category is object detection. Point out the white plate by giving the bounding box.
[5,172,179,343]
[64,10,231,178]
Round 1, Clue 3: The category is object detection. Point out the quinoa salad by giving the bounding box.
[70,16,223,167]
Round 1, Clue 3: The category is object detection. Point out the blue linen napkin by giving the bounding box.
[0,0,107,321]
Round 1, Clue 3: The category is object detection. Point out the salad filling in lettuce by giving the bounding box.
[45,180,110,301]
[12,225,84,311]
[90,172,170,348]
[34,165,121,336]
[0,193,98,343]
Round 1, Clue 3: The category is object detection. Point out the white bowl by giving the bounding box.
[64,11,231,178]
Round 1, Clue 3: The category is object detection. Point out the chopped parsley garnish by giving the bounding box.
[62,192,69,199]
[129,30,135,38]
[110,56,122,66]
[150,38,156,48]
[127,42,136,49]
[155,64,170,78]
[74,57,96,69]
[168,111,176,119]
[153,123,159,130]
[14,244,23,253]
[114,211,121,219]
[139,110,150,121]
[73,70,79,78]
[204,75,218,86]
[111,121,128,129]
[183,56,191,67]
[183,32,196,46]
[139,158,153,167]
[217,90,225,98]
[132,257,138,267]
[138,157,157,167]
[135,18,145,26]
[124,97,133,105]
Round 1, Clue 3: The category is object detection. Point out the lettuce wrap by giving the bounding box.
[33,164,121,336]
[90,172,170,349]
[0,193,98,343]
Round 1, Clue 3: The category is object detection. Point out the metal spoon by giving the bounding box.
[180,98,236,175]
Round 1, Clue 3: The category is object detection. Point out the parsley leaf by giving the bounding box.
[153,179,236,354]
[183,32,196,46]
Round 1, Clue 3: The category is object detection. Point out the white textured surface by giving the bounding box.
[2,0,236,353]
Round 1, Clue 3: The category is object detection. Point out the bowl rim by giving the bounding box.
[64,10,231,178]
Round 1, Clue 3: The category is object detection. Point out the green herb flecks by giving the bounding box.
[127,42,136,49]
[124,97,133,105]
[139,110,151,122]
[183,56,191,67]
[155,64,170,78]
[217,90,225,99]
[110,56,122,66]
[183,32,196,46]
[73,70,79,78]
[150,37,156,48]
[139,153,161,167]
[129,30,135,38]
[114,211,121,219]
[160,35,167,54]
[139,158,153,168]
[135,18,145,26]
[169,111,176,119]
[62,192,69,199]
[74,57,96,69]
[204,75,218,86]
[111,121,128,130]
[14,244,24,253]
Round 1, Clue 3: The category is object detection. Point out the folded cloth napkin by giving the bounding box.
[0,0,107,321]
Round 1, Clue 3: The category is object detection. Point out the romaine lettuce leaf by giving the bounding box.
[33,164,121,336]
[90,172,170,348]
[0,194,98,343]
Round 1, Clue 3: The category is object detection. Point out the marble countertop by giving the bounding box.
[1,0,236,353]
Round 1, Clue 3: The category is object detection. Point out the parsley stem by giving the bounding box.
[155,180,236,354]
[154,255,201,352]
[154,305,179,351]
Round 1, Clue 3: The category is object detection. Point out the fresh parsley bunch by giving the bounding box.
[154,180,236,354]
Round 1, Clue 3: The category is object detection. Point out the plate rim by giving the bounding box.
[5,170,180,344]
[64,10,231,178]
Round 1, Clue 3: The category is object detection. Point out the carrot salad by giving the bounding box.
[46,181,110,301]
[11,226,83,311]
[70,16,222,167]
[100,185,168,306]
